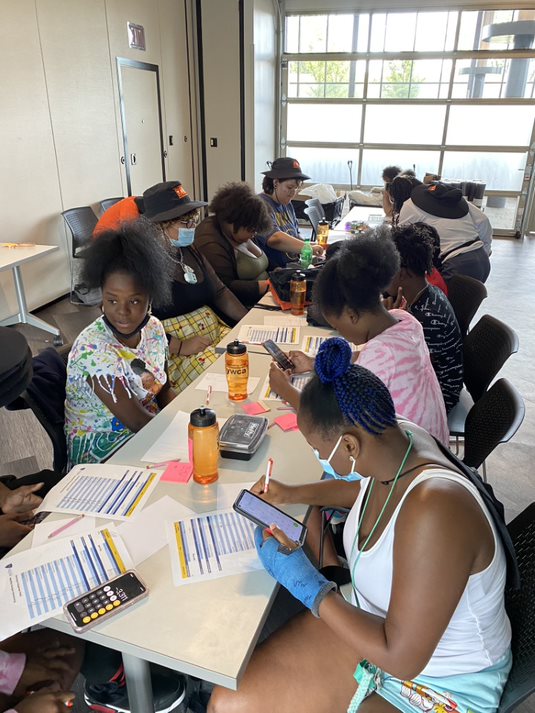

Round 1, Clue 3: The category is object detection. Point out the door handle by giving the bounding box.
[130,153,137,165]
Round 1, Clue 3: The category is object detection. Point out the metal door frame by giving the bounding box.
[116,58,167,196]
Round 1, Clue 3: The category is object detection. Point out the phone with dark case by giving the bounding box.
[261,340,295,371]
[64,571,148,633]
[20,511,50,527]
[233,489,306,554]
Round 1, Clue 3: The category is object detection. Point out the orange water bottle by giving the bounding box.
[225,340,249,401]
[189,407,219,484]
[317,219,329,247]
[290,271,306,316]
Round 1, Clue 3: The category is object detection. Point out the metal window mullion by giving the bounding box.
[285,139,529,153]
[283,50,535,62]
[280,59,288,155]
[285,96,535,106]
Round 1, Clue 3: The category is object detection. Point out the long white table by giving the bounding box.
[13,310,333,712]
[0,244,61,342]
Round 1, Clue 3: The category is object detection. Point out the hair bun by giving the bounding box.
[315,337,352,384]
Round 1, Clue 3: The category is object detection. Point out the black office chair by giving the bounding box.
[304,205,322,240]
[463,379,525,478]
[98,197,124,216]
[6,347,68,476]
[61,206,99,304]
[446,274,487,338]
[499,502,535,713]
[449,315,519,448]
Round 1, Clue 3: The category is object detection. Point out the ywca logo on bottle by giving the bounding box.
[227,366,248,376]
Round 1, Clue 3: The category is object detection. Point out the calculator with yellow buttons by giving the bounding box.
[64,571,148,633]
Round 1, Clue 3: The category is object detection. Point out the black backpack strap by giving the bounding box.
[432,438,520,590]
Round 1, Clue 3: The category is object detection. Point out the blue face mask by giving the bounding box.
[313,435,362,481]
[171,227,195,248]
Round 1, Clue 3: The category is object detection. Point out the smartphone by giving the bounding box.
[262,340,294,371]
[64,570,148,633]
[233,489,307,552]
[20,511,50,527]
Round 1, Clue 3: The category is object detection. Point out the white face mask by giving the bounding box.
[312,435,362,481]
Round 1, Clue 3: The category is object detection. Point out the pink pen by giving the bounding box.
[206,385,212,406]
[47,514,85,539]
[263,458,274,494]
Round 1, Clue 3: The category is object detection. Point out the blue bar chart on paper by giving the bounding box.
[238,324,301,345]
[168,510,262,586]
[40,464,159,520]
[0,528,132,640]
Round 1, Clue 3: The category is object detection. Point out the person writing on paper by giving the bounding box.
[257,158,324,269]
[268,230,448,445]
[209,338,512,713]
[65,221,176,466]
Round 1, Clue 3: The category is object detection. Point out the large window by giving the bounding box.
[282,8,535,234]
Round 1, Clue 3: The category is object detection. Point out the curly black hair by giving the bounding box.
[382,165,401,183]
[209,182,271,233]
[390,223,434,276]
[81,218,174,308]
[314,226,400,316]
[389,175,422,217]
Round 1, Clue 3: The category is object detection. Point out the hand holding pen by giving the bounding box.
[263,458,274,494]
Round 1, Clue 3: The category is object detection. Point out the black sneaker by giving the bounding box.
[84,667,186,713]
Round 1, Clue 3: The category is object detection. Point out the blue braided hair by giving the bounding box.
[300,337,397,438]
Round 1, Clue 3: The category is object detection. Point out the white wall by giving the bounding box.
[0,0,193,320]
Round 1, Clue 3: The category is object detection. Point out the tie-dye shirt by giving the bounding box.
[65,316,168,465]
[257,193,302,269]
[357,310,449,445]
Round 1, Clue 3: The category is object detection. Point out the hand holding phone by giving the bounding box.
[262,340,295,372]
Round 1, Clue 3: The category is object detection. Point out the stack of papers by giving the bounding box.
[238,325,300,345]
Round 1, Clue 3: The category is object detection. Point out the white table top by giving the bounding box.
[13,318,332,689]
[0,244,58,271]
[328,206,385,244]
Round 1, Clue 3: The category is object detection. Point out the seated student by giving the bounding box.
[412,222,448,296]
[386,224,463,413]
[388,174,423,224]
[381,164,401,219]
[65,221,176,465]
[269,230,449,446]
[194,182,272,307]
[0,629,83,713]
[95,181,248,392]
[399,182,492,283]
[257,158,324,269]
[210,338,512,713]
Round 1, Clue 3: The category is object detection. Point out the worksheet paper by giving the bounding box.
[301,335,328,356]
[0,528,132,640]
[117,496,195,566]
[263,315,307,327]
[260,373,311,401]
[32,515,97,548]
[38,464,160,521]
[194,372,260,394]
[140,410,190,463]
[238,325,300,345]
[167,509,262,585]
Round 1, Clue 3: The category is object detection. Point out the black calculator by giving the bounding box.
[64,571,148,633]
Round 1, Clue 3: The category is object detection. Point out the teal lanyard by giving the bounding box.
[346,431,414,713]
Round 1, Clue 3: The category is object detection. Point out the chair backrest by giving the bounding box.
[6,348,68,475]
[498,502,535,713]
[305,197,325,219]
[446,274,487,337]
[304,205,322,237]
[98,197,124,216]
[463,379,525,469]
[62,207,98,256]
[463,314,519,402]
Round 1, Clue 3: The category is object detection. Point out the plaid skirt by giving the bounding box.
[162,306,230,393]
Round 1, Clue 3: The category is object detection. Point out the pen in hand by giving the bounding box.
[263,458,274,494]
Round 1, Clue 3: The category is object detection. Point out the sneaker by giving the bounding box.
[84,666,186,713]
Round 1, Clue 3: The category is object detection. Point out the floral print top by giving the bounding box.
[65,316,168,465]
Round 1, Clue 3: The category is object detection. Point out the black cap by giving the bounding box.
[261,157,310,181]
[291,271,306,281]
[226,340,247,355]
[190,406,217,427]
[0,327,33,407]
[142,181,208,223]
[411,182,469,219]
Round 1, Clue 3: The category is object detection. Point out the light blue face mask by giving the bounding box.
[313,434,362,481]
[170,227,195,248]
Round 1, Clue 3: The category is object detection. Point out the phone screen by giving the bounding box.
[234,490,306,544]
[262,340,294,371]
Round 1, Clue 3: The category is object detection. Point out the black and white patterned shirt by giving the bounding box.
[410,285,463,413]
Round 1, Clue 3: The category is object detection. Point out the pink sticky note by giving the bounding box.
[161,461,193,484]
[274,413,299,432]
[242,401,270,416]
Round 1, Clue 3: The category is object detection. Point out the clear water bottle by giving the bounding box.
[300,239,313,268]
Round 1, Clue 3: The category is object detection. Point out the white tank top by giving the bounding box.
[342,468,511,677]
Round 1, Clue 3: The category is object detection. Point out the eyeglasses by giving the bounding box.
[281,181,303,192]
[177,212,200,229]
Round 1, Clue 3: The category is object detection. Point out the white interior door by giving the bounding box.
[118,60,165,196]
